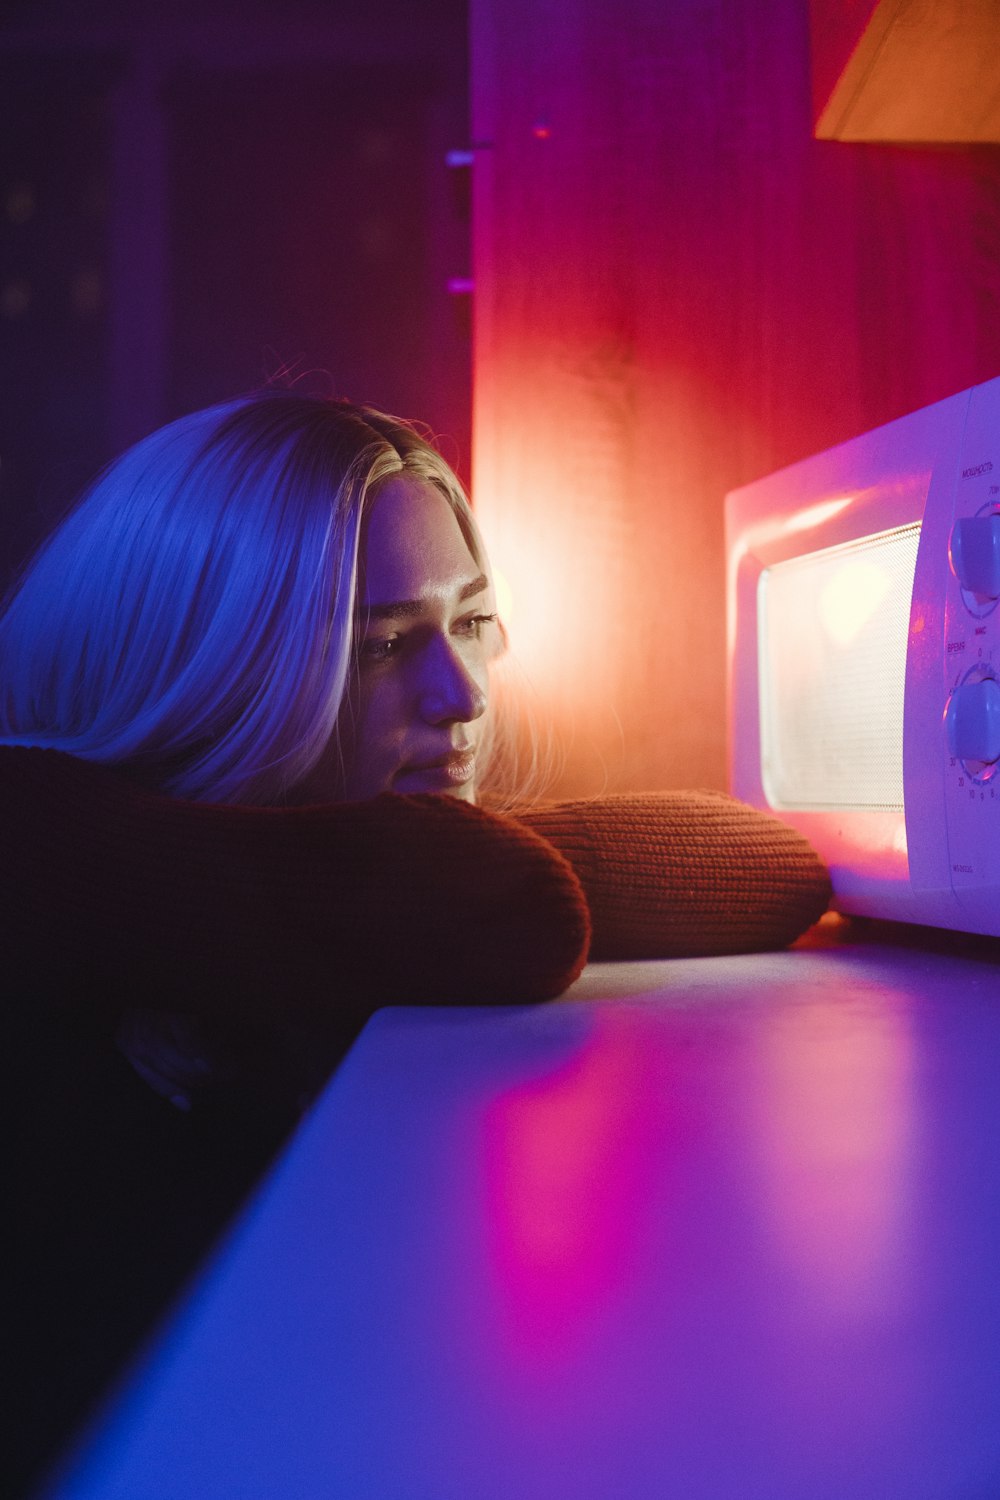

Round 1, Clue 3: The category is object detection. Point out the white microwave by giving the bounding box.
[727,375,1000,937]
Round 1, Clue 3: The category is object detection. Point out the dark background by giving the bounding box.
[0,0,471,588]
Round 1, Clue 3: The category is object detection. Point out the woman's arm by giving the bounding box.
[513,790,831,960]
[1,747,590,1026]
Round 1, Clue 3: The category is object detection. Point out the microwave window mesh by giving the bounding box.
[758,524,920,811]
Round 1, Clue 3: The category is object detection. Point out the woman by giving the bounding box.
[1,393,591,1492]
[1,395,593,1074]
[0,393,507,805]
[3,391,828,1489]
[0,389,830,1034]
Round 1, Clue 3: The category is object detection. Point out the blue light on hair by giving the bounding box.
[0,392,492,804]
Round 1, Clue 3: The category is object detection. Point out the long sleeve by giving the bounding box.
[514,790,831,960]
[0,747,591,1024]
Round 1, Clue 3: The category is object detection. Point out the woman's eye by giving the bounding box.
[455,612,498,639]
[360,613,497,662]
[359,635,401,663]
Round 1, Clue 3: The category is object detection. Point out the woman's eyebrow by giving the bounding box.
[459,572,490,601]
[360,573,490,621]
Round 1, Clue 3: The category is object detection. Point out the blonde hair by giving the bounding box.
[0,392,495,804]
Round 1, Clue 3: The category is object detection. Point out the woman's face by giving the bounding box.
[307,475,497,803]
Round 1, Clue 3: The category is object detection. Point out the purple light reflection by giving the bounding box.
[479,1024,668,1371]
[466,986,927,1482]
[47,962,1000,1499]
[734,987,922,1455]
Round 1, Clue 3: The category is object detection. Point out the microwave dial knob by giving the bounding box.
[947,676,1000,763]
[950,515,1000,599]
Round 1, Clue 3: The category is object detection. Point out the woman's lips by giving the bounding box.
[395,749,476,792]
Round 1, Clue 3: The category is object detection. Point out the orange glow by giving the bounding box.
[491,564,514,627]
[474,484,592,690]
[470,341,735,795]
[473,451,623,730]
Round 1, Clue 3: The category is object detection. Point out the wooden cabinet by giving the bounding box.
[812,0,1000,143]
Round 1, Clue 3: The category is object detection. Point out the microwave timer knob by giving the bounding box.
[950,514,1000,599]
[947,676,1000,764]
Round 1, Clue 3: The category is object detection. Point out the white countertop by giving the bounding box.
[44,934,1000,1498]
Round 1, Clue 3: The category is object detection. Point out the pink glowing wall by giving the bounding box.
[470,0,1000,798]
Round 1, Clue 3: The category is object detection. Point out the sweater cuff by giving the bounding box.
[514,791,832,960]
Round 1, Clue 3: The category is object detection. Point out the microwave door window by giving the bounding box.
[758,525,921,812]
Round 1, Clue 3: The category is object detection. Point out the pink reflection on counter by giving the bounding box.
[467,982,926,1466]
[734,982,921,1448]
[479,1019,670,1372]
[743,989,916,1318]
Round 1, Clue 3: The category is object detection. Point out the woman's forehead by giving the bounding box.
[359,476,483,607]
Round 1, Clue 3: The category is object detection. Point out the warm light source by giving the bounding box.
[818,555,892,648]
[492,564,514,627]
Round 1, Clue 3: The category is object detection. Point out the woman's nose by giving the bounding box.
[418,637,487,725]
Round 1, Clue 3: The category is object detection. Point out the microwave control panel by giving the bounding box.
[941,378,1000,910]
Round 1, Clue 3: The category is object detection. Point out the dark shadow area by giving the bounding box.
[2,3,469,1491]
[0,0,471,590]
[8,998,365,1498]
